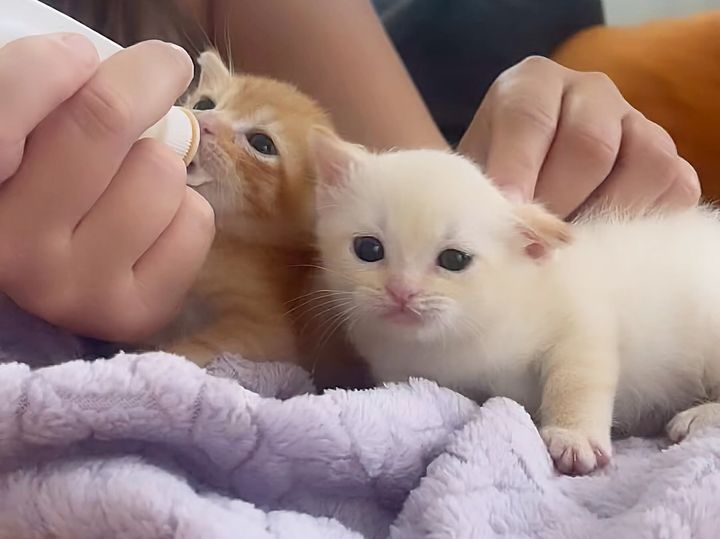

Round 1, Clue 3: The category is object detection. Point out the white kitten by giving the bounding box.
[309,128,720,476]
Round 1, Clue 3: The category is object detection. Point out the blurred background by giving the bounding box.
[604,0,720,24]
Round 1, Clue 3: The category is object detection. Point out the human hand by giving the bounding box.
[458,56,700,218]
[0,35,214,341]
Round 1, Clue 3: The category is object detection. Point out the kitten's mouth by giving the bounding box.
[381,307,425,326]
[186,160,214,187]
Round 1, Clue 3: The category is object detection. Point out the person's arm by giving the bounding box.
[185,0,446,150]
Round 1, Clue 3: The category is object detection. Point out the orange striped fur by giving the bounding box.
[146,52,362,384]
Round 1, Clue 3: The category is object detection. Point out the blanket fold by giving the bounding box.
[0,310,719,537]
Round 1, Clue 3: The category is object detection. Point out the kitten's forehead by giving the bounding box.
[228,106,280,132]
[353,151,511,249]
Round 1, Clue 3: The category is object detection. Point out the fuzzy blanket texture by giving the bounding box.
[0,295,719,538]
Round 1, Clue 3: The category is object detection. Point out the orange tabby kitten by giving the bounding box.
[148,51,339,372]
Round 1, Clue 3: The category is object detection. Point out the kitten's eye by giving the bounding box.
[247,132,278,156]
[437,249,473,272]
[193,96,216,110]
[353,236,384,263]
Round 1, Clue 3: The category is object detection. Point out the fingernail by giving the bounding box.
[166,42,191,64]
[164,41,194,82]
[57,33,98,66]
[58,32,90,48]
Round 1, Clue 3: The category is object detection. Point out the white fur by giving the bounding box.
[313,143,720,475]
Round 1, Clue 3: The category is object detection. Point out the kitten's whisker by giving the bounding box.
[284,291,350,311]
[285,289,351,305]
[225,14,234,75]
[178,28,202,62]
[298,299,354,336]
[284,296,350,319]
[311,305,360,375]
[458,317,484,341]
[439,318,448,354]
[185,7,213,54]
[286,296,352,322]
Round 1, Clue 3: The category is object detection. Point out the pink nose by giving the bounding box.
[385,282,418,308]
[198,114,219,136]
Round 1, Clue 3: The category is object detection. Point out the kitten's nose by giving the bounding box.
[198,114,219,137]
[385,281,418,308]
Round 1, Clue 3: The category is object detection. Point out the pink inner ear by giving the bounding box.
[513,204,572,260]
[524,241,546,260]
[309,128,362,189]
[520,229,547,259]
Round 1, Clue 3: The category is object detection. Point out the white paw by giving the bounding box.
[540,426,611,476]
[666,403,720,443]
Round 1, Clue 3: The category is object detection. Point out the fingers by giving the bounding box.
[131,189,215,338]
[72,139,187,267]
[0,33,99,181]
[458,56,698,218]
[587,114,678,212]
[654,157,701,209]
[535,72,625,218]
[468,57,564,201]
[7,40,193,227]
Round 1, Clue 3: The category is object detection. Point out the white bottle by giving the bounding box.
[0,0,200,166]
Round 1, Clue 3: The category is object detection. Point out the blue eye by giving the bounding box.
[437,249,473,272]
[353,236,384,262]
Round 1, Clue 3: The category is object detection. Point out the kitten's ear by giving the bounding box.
[198,50,232,87]
[513,204,572,260]
[309,126,366,190]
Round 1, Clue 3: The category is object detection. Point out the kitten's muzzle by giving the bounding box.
[385,282,418,309]
[381,283,424,325]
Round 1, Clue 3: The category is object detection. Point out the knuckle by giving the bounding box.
[71,79,135,138]
[569,123,618,165]
[499,97,557,137]
[518,55,554,71]
[494,56,555,90]
[582,70,615,88]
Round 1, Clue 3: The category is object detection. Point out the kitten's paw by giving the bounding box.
[540,426,611,476]
[666,402,720,443]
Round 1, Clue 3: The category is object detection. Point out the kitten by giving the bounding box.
[310,128,720,475]
[148,51,343,374]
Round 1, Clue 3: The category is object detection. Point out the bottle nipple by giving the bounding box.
[140,107,200,166]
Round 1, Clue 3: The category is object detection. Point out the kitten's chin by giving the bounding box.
[187,163,214,187]
[366,313,447,342]
[381,309,425,326]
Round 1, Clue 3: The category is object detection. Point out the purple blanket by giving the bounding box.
[1,296,719,538]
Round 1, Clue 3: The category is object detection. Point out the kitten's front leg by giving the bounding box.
[539,336,618,475]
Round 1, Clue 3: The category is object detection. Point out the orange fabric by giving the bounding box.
[553,12,720,200]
